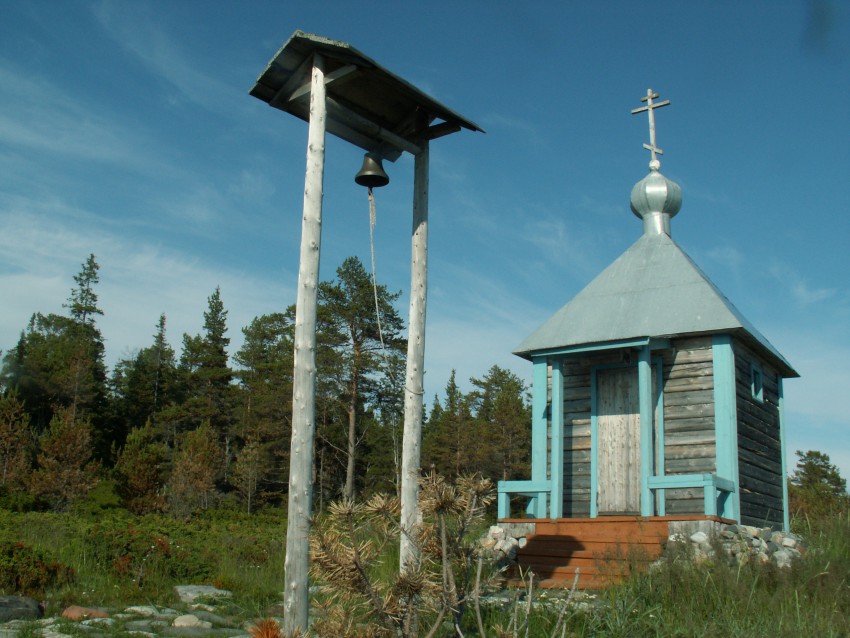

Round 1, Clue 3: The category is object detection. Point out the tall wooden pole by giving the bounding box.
[283,53,325,633]
[400,137,429,571]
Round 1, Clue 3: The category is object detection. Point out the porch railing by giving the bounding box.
[498,473,736,520]
[496,480,551,519]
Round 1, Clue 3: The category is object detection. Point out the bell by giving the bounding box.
[354,152,390,188]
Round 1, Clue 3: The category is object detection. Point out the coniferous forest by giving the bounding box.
[0,254,531,516]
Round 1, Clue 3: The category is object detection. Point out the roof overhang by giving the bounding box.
[249,30,484,161]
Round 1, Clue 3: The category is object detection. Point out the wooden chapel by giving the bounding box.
[497,90,798,586]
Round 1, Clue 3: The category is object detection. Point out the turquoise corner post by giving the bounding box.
[712,335,741,521]
[530,356,549,518]
[779,377,790,530]
[638,345,655,516]
[550,359,564,518]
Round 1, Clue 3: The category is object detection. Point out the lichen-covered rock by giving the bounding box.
[173,585,232,604]
[173,614,212,629]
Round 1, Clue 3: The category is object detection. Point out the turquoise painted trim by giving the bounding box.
[550,360,564,518]
[530,337,650,359]
[654,358,666,515]
[648,474,735,517]
[779,377,790,530]
[530,356,549,517]
[712,335,741,522]
[497,480,552,519]
[590,365,599,518]
[638,345,654,516]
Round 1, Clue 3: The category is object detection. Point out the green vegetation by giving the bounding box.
[2,254,849,635]
[0,254,530,517]
[0,495,848,635]
[0,507,285,614]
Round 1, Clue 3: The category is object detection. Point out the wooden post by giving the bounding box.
[638,345,654,516]
[283,53,325,634]
[530,357,549,518]
[399,137,429,571]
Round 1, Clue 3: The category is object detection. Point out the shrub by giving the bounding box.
[0,541,75,596]
[84,514,214,587]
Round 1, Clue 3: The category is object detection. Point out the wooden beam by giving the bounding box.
[326,96,421,156]
[283,53,326,634]
[287,64,359,103]
[428,121,461,140]
[399,135,429,572]
[269,56,314,109]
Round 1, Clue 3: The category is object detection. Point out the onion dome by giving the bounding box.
[630,159,682,236]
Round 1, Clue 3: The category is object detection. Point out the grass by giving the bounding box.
[1,507,849,636]
[0,506,287,616]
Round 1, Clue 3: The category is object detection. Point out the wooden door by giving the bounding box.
[597,366,641,514]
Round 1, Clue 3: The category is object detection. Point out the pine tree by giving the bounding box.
[28,407,99,511]
[1,257,108,453]
[168,421,221,517]
[789,450,848,519]
[317,256,405,500]
[0,393,33,493]
[111,314,178,448]
[233,312,294,501]
[232,439,265,514]
[423,371,476,479]
[114,422,168,514]
[468,366,531,481]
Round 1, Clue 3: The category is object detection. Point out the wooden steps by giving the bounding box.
[506,517,672,589]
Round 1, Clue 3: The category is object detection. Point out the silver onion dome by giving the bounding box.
[630,159,682,236]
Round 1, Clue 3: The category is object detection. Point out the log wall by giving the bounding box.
[559,352,620,516]
[660,337,717,514]
[733,340,784,527]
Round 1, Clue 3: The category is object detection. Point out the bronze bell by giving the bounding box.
[354,152,389,188]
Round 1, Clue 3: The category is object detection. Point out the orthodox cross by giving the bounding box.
[631,88,670,165]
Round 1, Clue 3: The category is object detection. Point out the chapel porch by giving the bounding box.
[500,515,733,589]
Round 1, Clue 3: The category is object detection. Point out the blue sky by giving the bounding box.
[1,2,848,479]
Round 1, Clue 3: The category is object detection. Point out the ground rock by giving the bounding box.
[0,596,42,622]
[174,585,232,604]
[124,620,155,632]
[191,610,228,625]
[173,613,212,628]
[125,605,161,617]
[161,627,245,637]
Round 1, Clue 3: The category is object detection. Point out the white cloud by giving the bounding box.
[770,263,837,306]
[0,203,295,370]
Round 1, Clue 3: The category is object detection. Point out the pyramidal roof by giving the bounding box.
[514,89,796,377]
[513,232,798,377]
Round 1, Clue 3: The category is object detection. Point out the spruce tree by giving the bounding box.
[1,256,109,456]
[174,288,233,444]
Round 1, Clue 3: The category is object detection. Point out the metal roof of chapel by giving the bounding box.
[513,232,798,377]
